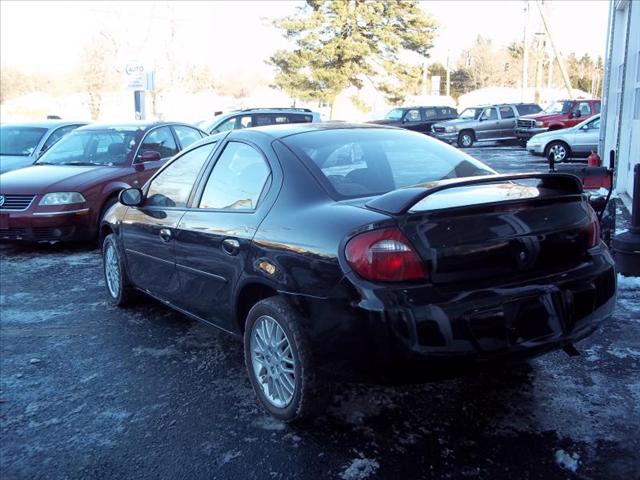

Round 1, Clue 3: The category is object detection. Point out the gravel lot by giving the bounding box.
[1,143,639,480]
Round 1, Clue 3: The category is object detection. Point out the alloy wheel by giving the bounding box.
[250,315,296,408]
[104,243,121,298]
[461,134,473,147]
[550,143,567,161]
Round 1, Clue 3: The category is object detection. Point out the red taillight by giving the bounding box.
[345,228,427,282]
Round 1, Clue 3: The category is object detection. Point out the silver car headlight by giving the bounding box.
[445,126,458,133]
[39,192,86,206]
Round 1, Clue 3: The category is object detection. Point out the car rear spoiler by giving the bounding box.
[365,172,583,215]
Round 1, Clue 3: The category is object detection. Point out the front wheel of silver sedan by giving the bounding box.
[102,233,135,307]
[244,297,326,423]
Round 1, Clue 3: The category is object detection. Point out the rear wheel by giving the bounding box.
[457,130,474,148]
[545,141,571,163]
[244,297,325,423]
[102,233,135,307]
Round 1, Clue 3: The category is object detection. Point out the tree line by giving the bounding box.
[1,0,603,119]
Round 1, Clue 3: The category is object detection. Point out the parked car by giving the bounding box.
[515,99,601,142]
[200,108,321,134]
[0,121,88,174]
[431,103,542,147]
[367,106,458,135]
[0,121,206,242]
[99,123,615,422]
[526,114,601,161]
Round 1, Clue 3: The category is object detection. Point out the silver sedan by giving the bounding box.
[526,114,600,161]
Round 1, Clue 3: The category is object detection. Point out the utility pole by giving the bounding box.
[521,0,530,102]
[446,52,451,97]
[535,0,572,97]
[535,32,544,104]
[545,1,553,89]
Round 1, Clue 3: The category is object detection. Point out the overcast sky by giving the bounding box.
[1,0,610,77]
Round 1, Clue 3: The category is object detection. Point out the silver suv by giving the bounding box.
[432,103,541,147]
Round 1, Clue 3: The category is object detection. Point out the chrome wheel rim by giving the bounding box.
[250,315,296,408]
[550,144,566,161]
[461,134,472,147]
[104,243,121,298]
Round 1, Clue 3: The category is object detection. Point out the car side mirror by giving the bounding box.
[119,187,143,207]
[138,150,162,162]
[573,111,582,118]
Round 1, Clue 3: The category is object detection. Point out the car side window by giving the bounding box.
[481,108,498,120]
[423,108,437,119]
[144,142,217,208]
[586,118,600,130]
[499,106,515,119]
[199,142,270,210]
[238,116,253,129]
[215,117,237,133]
[173,125,203,149]
[575,102,591,116]
[404,109,421,122]
[42,125,80,151]
[255,115,275,126]
[138,127,179,160]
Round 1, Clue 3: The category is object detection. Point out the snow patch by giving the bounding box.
[607,346,640,359]
[555,449,580,473]
[220,449,241,465]
[132,346,179,358]
[340,458,380,480]
[252,416,286,431]
[617,273,640,290]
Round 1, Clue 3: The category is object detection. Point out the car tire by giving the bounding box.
[457,130,474,148]
[102,233,136,307]
[244,296,326,423]
[545,141,571,163]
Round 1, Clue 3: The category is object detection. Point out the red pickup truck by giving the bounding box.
[515,99,601,142]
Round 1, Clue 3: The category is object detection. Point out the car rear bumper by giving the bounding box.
[515,127,548,140]
[299,247,616,379]
[0,208,93,242]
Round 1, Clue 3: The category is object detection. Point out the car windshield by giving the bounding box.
[385,108,404,121]
[0,126,48,156]
[282,128,496,199]
[459,108,482,120]
[544,101,572,114]
[36,128,139,166]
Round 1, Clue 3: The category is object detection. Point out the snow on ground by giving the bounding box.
[340,458,380,480]
[617,273,640,290]
[555,449,580,473]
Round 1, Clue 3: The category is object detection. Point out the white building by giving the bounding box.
[600,0,640,207]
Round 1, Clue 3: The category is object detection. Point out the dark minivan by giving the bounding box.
[368,106,458,135]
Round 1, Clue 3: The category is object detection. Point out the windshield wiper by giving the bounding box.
[64,161,100,166]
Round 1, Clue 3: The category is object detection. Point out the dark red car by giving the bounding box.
[0,121,205,242]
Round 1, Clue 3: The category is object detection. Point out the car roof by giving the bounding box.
[77,121,189,131]
[397,106,456,109]
[0,120,88,129]
[242,121,392,139]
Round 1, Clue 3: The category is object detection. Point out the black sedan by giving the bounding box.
[100,123,616,422]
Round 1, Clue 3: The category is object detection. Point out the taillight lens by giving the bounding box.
[345,228,427,282]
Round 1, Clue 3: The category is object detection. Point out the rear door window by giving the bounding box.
[423,108,437,120]
[404,109,421,122]
[499,106,515,119]
[173,125,204,149]
[198,142,271,210]
[138,126,179,160]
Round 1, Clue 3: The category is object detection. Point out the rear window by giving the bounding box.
[516,104,542,115]
[281,129,495,199]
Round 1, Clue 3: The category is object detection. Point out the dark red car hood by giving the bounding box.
[0,165,123,195]
[521,112,564,121]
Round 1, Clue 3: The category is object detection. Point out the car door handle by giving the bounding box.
[159,228,172,243]
[221,238,240,256]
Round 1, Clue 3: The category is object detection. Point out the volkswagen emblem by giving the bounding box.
[0,195,5,207]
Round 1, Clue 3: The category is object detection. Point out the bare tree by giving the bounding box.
[80,31,119,120]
